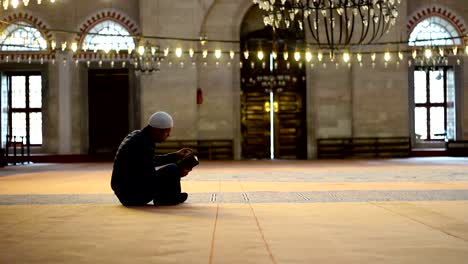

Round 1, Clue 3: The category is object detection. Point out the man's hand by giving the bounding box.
[176,148,194,159]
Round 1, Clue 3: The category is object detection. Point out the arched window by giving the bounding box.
[83,20,135,51]
[0,21,47,51]
[409,16,461,46]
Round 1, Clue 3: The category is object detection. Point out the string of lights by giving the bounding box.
[0,19,467,70]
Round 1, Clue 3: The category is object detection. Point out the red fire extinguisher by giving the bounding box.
[197,88,203,105]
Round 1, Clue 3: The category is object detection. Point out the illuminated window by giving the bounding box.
[8,73,42,145]
[83,20,135,51]
[414,67,455,141]
[0,22,47,51]
[409,16,461,46]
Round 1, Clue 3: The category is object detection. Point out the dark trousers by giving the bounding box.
[116,163,181,206]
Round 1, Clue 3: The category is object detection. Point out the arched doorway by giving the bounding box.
[240,6,307,159]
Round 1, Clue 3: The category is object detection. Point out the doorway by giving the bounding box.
[88,69,130,157]
[240,27,307,160]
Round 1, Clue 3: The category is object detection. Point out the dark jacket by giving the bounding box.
[111,125,178,195]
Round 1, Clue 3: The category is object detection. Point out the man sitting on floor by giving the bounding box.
[111,111,194,206]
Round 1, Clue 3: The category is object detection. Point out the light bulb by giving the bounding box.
[272,51,277,60]
[357,53,362,62]
[305,50,312,62]
[61,42,67,51]
[384,52,391,62]
[175,47,183,58]
[283,51,289,61]
[424,48,432,59]
[138,45,145,56]
[164,48,169,57]
[202,49,208,58]
[51,40,56,50]
[257,50,264,60]
[243,50,249,59]
[24,0,30,6]
[215,49,222,59]
[371,53,376,62]
[398,52,404,61]
[343,52,350,63]
[189,48,195,58]
[71,42,78,53]
[230,50,235,59]
[11,0,19,8]
[317,51,323,62]
[294,51,301,61]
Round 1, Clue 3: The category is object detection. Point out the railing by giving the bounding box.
[155,139,234,160]
[317,137,411,159]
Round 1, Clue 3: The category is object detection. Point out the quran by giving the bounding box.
[177,153,199,170]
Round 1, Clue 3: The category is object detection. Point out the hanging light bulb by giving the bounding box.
[230,50,235,59]
[453,46,458,55]
[357,53,362,63]
[138,45,145,56]
[412,50,417,59]
[127,46,133,55]
[175,47,183,58]
[439,48,445,57]
[465,45,468,55]
[164,48,170,57]
[384,51,391,62]
[24,0,30,6]
[257,50,264,60]
[50,0,55,3]
[189,48,195,58]
[243,50,249,59]
[82,43,88,52]
[61,42,67,51]
[51,40,56,50]
[424,48,432,59]
[398,51,404,61]
[37,0,42,4]
[343,51,350,63]
[272,51,277,60]
[283,51,289,61]
[3,0,9,10]
[11,0,19,9]
[317,51,323,62]
[202,49,208,58]
[294,51,301,61]
[214,49,222,59]
[371,53,376,62]
[305,49,312,62]
[71,42,78,53]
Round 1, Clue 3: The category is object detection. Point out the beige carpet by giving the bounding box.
[1,158,468,263]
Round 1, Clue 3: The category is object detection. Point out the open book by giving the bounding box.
[176,153,199,170]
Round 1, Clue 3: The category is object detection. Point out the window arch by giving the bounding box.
[409,16,462,46]
[0,21,47,51]
[82,20,135,51]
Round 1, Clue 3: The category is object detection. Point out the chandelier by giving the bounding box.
[253,0,401,50]
[2,0,56,10]
[133,40,164,73]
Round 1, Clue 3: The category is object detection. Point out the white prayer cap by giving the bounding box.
[148,111,173,129]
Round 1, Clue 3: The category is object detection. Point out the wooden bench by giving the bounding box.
[317,137,411,159]
[446,140,468,157]
[155,139,234,160]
